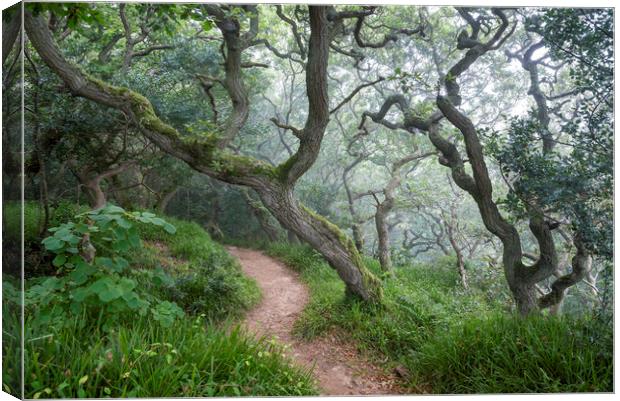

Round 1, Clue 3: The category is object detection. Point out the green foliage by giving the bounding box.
[28,204,181,331]
[26,3,106,31]
[537,8,613,92]
[135,216,260,319]
[489,8,613,260]
[266,243,612,393]
[49,201,90,229]
[3,206,314,397]
[489,103,612,259]
[2,201,86,247]
[3,201,43,245]
[1,274,22,397]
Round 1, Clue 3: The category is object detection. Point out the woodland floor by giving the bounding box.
[226,246,405,395]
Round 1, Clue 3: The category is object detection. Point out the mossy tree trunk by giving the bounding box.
[241,188,281,242]
[24,6,383,303]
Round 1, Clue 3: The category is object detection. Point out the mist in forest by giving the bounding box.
[2,2,613,398]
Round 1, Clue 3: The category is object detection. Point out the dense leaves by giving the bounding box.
[27,205,181,330]
[492,8,613,258]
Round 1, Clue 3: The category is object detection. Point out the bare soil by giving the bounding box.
[227,246,405,395]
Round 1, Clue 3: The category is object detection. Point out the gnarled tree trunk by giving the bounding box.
[361,8,571,314]
[70,160,135,210]
[25,6,383,302]
[156,186,179,214]
[374,204,392,273]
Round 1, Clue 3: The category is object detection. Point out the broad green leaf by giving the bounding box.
[42,237,64,251]
[116,217,132,229]
[96,257,115,270]
[69,263,96,285]
[52,254,67,267]
[163,223,176,234]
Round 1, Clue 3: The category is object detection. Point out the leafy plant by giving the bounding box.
[30,204,182,330]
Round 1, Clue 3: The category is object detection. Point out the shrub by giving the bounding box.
[29,204,181,331]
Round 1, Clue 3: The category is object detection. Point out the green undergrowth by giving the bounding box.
[3,201,91,276]
[414,312,612,393]
[134,216,260,320]
[265,243,613,394]
[3,200,89,245]
[17,314,316,398]
[2,203,318,397]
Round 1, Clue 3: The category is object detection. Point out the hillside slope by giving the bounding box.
[2,203,318,397]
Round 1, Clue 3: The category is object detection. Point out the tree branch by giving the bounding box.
[330,77,385,114]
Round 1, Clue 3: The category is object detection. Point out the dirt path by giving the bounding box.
[226,246,403,395]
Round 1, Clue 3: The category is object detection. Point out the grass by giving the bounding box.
[412,313,613,393]
[2,203,319,397]
[2,275,22,398]
[3,201,91,277]
[20,315,316,398]
[265,242,613,394]
[3,200,89,244]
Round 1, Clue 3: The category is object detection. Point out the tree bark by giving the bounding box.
[446,221,468,289]
[370,154,427,272]
[444,196,469,289]
[2,6,21,65]
[287,230,301,244]
[257,182,382,300]
[73,161,135,210]
[241,188,280,242]
[429,10,557,314]
[538,236,592,309]
[342,158,366,252]
[24,7,383,302]
[374,203,392,272]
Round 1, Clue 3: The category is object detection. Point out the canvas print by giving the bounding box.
[2,1,614,398]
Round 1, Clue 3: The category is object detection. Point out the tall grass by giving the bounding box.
[413,313,613,393]
[21,314,316,398]
[2,275,22,398]
[266,242,613,393]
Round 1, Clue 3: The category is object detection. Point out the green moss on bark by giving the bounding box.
[300,205,383,303]
[274,154,299,182]
[86,75,279,182]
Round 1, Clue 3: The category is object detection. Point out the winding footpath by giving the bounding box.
[226,246,404,395]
